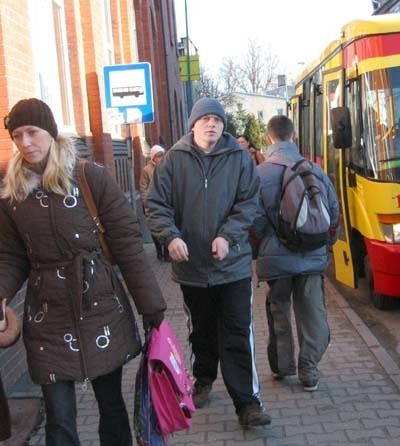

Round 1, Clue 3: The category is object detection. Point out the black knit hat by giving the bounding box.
[4,98,58,139]
[188,97,227,130]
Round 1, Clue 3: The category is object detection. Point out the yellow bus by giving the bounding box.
[289,14,400,309]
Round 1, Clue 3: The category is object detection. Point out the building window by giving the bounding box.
[29,0,74,132]
[102,0,114,65]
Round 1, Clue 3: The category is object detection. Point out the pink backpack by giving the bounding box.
[147,320,195,436]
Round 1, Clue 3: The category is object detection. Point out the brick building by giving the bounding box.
[0,0,184,392]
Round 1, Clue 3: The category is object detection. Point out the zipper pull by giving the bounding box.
[81,378,89,391]
[205,179,208,189]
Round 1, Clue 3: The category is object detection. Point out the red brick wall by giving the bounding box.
[77,0,116,172]
[133,0,185,150]
[0,2,35,169]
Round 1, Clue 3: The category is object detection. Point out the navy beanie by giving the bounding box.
[5,98,58,140]
[188,98,227,130]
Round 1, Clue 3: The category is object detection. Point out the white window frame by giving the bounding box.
[29,0,75,134]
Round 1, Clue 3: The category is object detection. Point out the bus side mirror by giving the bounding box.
[331,106,352,149]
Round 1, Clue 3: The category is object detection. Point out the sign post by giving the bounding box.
[103,62,155,211]
[103,62,154,123]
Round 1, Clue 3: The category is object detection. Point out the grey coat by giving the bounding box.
[255,141,340,281]
[0,160,166,385]
[146,132,260,287]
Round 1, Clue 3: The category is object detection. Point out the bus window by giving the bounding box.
[361,67,400,182]
[326,79,341,184]
[301,80,311,160]
[314,82,323,167]
[347,80,365,172]
[292,102,299,147]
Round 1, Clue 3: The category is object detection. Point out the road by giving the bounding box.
[326,259,400,368]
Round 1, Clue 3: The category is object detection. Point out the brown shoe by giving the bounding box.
[272,371,296,381]
[192,383,212,408]
[238,403,271,427]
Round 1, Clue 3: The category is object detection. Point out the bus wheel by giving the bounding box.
[364,255,398,310]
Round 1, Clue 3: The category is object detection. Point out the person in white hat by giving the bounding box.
[139,145,167,260]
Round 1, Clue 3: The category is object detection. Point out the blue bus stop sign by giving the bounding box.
[103,62,154,123]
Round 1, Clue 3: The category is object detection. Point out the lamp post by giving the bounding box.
[184,0,193,113]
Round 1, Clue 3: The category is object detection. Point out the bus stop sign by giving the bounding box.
[103,62,154,123]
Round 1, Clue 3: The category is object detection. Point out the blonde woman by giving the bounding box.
[0,98,166,445]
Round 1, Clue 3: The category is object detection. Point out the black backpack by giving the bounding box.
[268,157,331,252]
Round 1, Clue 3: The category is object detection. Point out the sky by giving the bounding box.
[175,0,374,81]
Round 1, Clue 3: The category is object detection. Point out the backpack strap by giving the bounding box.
[77,160,114,263]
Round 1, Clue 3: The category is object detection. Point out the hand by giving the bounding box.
[211,237,229,261]
[0,299,21,348]
[0,299,7,332]
[142,310,165,331]
[168,238,189,262]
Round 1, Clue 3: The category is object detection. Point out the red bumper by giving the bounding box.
[365,239,400,297]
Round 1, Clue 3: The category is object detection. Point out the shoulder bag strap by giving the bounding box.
[77,160,114,263]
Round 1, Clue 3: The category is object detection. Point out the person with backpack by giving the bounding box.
[254,115,340,392]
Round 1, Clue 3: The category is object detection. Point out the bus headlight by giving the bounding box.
[378,215,400,243]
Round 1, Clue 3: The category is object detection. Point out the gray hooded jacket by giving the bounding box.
[255,141,340,281]
[146,132,260,287]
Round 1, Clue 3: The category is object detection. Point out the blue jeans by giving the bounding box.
[41,366,132,446]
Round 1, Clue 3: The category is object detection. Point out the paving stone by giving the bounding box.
[22,244,400,446]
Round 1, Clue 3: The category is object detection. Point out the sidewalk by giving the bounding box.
[26,244,400,446]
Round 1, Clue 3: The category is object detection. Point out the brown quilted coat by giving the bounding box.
[0,161,166,385]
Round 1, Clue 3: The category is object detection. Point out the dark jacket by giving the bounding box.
[146,132,260,287]
[0,161,166,385]
[0,374,11,441]
[255,141,340,281]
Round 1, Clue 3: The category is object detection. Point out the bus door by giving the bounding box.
[291,96,300,147]
[323,70,356,288]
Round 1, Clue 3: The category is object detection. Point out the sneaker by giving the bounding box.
[238,403,271,427]
[192,383,212,408]
[303,380,319,392]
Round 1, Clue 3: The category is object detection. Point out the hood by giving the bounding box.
[265,141,300,163]
[171,132,243,156]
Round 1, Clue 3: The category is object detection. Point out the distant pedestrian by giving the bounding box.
[237,134,265,165]
[0,98,166,445]
[139,144,168,261]
[147,97,271,427]
[254,115,340,391]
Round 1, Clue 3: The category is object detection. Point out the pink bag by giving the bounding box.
[147,320,195,436]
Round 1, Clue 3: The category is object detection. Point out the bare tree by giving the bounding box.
[194,67,235,107]
[219,39,278,94]
[194,68,221,98]
[218,58,238,94]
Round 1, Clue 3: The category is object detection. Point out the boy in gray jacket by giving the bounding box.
[147,97,271,427]
[255,115,340,391]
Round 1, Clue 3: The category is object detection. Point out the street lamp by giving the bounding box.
[184,0,193,113]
